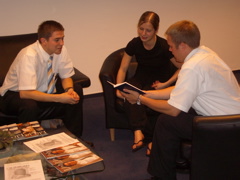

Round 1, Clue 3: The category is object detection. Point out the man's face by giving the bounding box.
[41,31,64,55]
[167,36,185,63]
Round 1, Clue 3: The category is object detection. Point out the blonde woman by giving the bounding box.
[116,11,181,155]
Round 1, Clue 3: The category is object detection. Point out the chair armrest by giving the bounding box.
[99,48,139,113]
[72,67,91,88]
[99,48,125,107]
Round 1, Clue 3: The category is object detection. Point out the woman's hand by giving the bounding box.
[151,80,168,90]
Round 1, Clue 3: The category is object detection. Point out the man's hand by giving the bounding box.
[62,89,80,104]
[66,88,80,100]
[121,89,140,104]
[116,89,125,99]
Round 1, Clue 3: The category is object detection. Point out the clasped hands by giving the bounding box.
[63,89,80,105]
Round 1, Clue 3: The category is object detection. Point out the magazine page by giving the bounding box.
[0,121,47,141]
[4,160,45,180]
[53,152,103,173]
[47,150,92,165]
[41,141,89,159]
[24,132,79,153]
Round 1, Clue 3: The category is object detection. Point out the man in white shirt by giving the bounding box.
[122,20,240,179]
[0,20,83,138]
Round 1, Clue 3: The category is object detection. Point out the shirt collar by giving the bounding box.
[36,40,54,62]
[184,46,202,63]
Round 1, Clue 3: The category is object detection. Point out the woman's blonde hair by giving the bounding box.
[138,11,160,31]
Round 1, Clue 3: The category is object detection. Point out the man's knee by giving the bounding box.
[18,99,39,122]
[20,99,38,110]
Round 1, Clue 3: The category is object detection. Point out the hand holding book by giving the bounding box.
[107,81,145,95]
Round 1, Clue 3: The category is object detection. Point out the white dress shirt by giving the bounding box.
[0,41,74,96]
[168,46,240,116]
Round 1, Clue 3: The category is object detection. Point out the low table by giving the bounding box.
[0,126,105,180]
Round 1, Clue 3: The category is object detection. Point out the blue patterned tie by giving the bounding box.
[47,56,56,94]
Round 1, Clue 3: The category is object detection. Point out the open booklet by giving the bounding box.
[0,121,47,141]
[41,140,103,173]
[24,132,103,173]
[107,81,145,94]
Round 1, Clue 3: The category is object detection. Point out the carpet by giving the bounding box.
[81,94,190,180]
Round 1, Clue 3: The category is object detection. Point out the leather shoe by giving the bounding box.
[145,176,162,180]
[176,158,190,173]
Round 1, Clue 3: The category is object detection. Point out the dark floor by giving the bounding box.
[81,94,190,180]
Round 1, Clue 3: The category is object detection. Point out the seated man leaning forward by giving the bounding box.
[122,20,240,180]
[0,20,82,138]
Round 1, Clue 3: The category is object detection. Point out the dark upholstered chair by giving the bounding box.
[99,48,130,141]
[99,48,177,141]
[179,70,240,172]
[191,114,240,180]
[0,33,91,136]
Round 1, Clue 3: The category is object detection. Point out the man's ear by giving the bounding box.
[40,37,47,44]
[179,42,187,50]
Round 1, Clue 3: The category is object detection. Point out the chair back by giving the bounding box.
[0,33,38,86]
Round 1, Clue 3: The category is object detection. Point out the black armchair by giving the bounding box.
[0,33,91,136]
[99,48,176,141]
[191,114,240,180]
[99,48,137,141]
[178,69,240,172]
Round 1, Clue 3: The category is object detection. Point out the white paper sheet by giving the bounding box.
[24,132,78,153]
[4,160,45,180]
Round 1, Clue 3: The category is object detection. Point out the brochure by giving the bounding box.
[21,132,103,173]
[41,142,89,159]
[24,132,79,153]
[4,160,45,180]
[53,152,103,173]
[0,121,47,141]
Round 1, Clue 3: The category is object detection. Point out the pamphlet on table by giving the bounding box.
[24,132,103,173]
[4,160,45,180]
[0,121,47,141]
[23,132,78,153]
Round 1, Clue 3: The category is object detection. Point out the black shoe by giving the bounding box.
[176,158,190,173]
[145,176,162,180]
[132,139,146,152]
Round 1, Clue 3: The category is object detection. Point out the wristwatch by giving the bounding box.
[136,95,142,105]
[64,87,73,92]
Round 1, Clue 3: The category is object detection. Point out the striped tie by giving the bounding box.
[47,56,56,94]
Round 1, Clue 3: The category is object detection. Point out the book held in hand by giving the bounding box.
[107,81,145,94]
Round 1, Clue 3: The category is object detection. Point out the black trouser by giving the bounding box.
[0,83,83,138]
[123,78,159,143]
[148,111,197,179]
